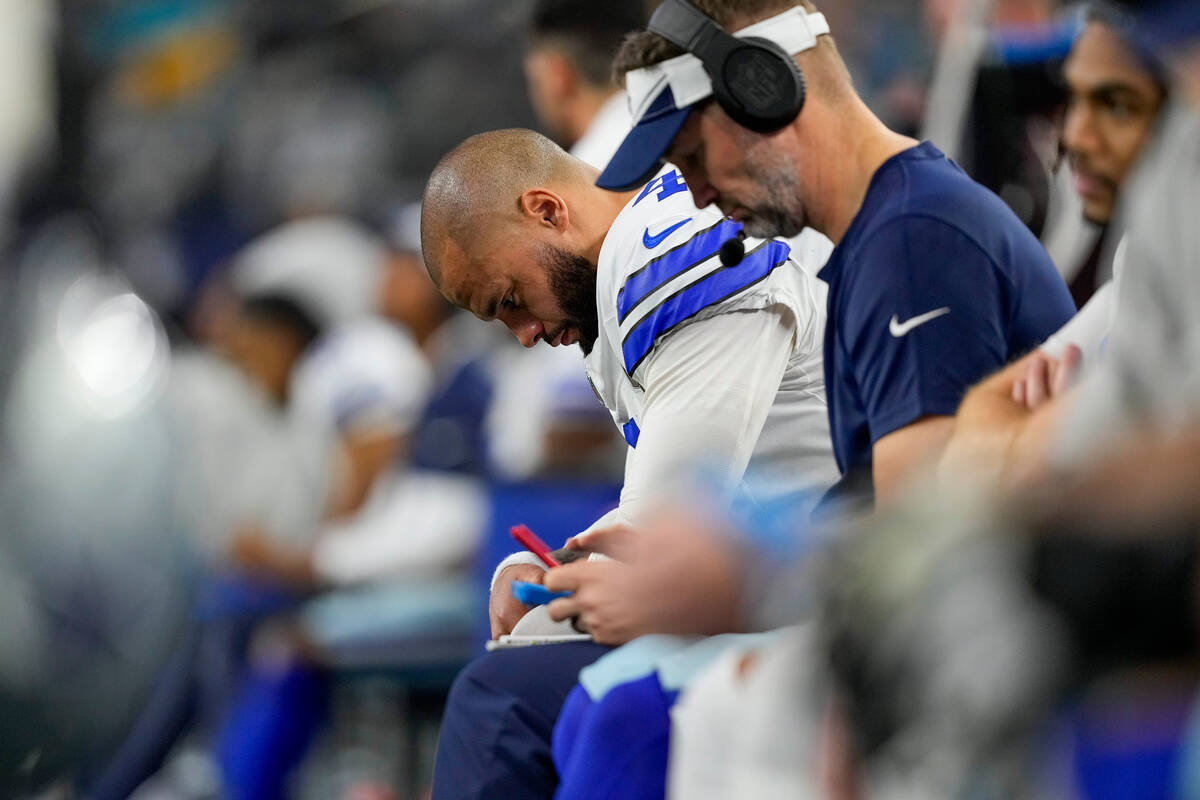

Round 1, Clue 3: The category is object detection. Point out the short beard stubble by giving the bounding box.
[543,244,599,355]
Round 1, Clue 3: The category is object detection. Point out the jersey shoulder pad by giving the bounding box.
[614,218,793,378]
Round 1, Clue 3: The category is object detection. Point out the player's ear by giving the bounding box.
[519,189,569,232]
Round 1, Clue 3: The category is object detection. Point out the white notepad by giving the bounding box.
[485,605,593,650]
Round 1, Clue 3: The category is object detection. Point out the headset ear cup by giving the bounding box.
[712,37,806,133]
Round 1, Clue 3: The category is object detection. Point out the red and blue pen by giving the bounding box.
[509,524,572,604]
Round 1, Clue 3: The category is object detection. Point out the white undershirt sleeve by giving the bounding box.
[616,306,796,524]
[491,307,796,589]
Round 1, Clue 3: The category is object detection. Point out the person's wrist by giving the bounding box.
[489,553,547,595]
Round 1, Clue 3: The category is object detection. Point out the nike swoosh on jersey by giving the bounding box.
[642,218,692,249]
[889,307,951,337]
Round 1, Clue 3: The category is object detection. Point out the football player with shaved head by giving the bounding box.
[423,127,837,797]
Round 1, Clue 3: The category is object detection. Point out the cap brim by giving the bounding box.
[596,106,692,192]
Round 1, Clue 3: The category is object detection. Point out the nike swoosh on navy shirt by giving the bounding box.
[889,307,951,337]
[642,218,692,249]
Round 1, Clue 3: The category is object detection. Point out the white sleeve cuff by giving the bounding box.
[489,551,548,595]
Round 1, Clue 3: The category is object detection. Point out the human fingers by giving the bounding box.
[546,596,582,623]
[1012,376,1026,407]
[578,611,632,645]
[1025,354,1054,409]
[542,561,591,593]
[490,594,530,639]
[1052,344,1083,397]
[575,523,640,560]
[489,563,543,639]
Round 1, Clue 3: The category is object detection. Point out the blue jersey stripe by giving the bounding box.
[622,419,640,448]
[617,218,740,323]
[621,239,791,375]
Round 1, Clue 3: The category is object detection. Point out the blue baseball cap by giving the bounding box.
[595,84,693,191]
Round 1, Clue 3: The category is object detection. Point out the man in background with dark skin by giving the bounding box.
[942,3,1169,488]
[1063,7,1166,230]
[1049,2,1169,306]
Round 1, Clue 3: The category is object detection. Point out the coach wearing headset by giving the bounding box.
[599,0,1075,507]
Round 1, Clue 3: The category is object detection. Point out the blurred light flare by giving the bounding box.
[55,276,169,417]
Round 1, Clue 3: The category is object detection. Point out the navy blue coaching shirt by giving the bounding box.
[819,141,1075,496]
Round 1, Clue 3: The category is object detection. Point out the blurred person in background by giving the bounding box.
[1043,0,1167,311]
[226,218,397,514]
[1001,6,1200,796]
[941,23,1173,490]
[1061,4,1165,243]
[221,294,322,412]
[923,0,1158,312]
[222,300,482,590]
[482,0,650,484]
[214,214,493,588]
[1039,1,1200,507]
[171,216,495,800]
[380,206,501,477]
[940,1,1169,484]
[173,217,391,569]
[1036,2,1167,361]
[212,306,486,800]
[141,218,389,800]
[921,0,1118,305]
[523,0,645,169]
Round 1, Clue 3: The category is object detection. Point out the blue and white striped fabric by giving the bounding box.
[616,218,739,323]
[618,234,793,375]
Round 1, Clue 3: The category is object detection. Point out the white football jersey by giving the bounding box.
[584,167,838,506]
